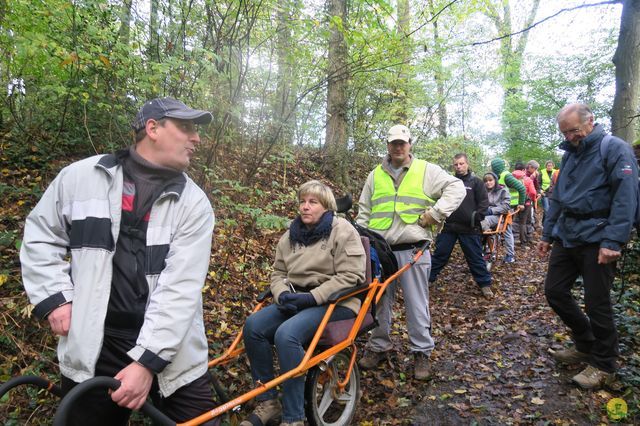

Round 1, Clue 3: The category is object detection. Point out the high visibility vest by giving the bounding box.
[540,168,557,191]
[369,159,435,230]
[499,170,519,206]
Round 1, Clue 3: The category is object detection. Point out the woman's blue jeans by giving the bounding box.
[243,303,355,422]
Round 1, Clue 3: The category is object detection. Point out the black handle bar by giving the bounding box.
[0,375,63,399]
[53,376,175,426]
[418,240,431,253]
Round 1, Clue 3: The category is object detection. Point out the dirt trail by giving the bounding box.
[354,241,635,425]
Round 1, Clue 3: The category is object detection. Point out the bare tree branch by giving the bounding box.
[470,0,619,47]
[405,0,459,38]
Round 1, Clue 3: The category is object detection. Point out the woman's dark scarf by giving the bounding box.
[289,210,334,247]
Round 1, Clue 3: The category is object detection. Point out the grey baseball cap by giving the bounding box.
[132,97,213,131]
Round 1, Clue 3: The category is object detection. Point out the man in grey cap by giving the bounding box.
[20,98,218,424]
[357,124,465,379]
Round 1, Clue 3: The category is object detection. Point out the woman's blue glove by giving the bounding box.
[277,292,316,316]
[277,291,295,316]
[285,292,317,309]
[278,291,291,304]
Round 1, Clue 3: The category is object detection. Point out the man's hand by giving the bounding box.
[111,362,154,410]
[598,248,621,265]
[418,210,438,228]
[536,241,551,258]
[48,303,72,336]
[515,205,524,213]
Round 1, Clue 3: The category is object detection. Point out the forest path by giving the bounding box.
[354,237,633,425]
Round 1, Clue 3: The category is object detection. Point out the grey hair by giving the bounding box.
[526,160,539,169]
[297,180,337,211]
[557,103,593,124]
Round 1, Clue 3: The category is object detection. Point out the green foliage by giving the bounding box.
[0,230,18,249]
[255,214,290,231]
[614,239,640,398]
[211,179,292,232]
[0,0,622,186]
[500,25,617,165]
[413,135,488,172]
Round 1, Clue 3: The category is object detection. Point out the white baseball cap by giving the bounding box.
[387,124,411,143]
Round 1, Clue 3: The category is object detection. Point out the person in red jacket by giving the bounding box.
[512,163,536,244]
[526,160,541,232]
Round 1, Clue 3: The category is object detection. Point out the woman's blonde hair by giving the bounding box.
[297,180,337,211]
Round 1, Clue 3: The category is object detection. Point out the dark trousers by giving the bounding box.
[429,231,491,288]
[544,243,618,372]
[61,335,218,426]
[517,204,532,243]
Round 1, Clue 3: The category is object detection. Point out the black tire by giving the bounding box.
[304,350,360,426]
[483,236,494,271]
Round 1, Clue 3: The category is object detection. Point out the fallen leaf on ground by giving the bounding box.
[531,397,545,405]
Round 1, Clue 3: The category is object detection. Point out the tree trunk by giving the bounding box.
[0,0,6,26]
[390,0,412,123]
[148,0,160,63]
[611,0,640,144]
[485,0,540,152]
[0,0,6,127]
[323,0,349,186]
[274,0,298,146]
[118,0,133,46]
[430,0,447,138]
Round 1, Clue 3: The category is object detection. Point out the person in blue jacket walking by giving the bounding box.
[537,103,638,390]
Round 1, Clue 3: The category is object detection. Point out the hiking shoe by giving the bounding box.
[358,350,387,370]
[414,352,431,380]
[481,286,494,299]
[572,365,614,389]
[280,422,305,426]
[240,399,281,426]
[503,255,515,263]
[551,347,590,364]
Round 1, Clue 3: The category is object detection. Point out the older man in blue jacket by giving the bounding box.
[537,103,638,390]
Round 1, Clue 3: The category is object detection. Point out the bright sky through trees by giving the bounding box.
[471,0,622,136]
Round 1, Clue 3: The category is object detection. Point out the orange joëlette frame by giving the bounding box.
[178,244,430,426]
[482,211,514,236]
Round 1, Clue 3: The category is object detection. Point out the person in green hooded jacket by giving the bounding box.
[490,158,526,262]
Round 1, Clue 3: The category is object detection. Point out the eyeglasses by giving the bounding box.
[560,127,582,137]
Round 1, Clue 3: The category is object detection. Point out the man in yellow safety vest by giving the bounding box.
[539,160,558,217]
[356,124,465,380]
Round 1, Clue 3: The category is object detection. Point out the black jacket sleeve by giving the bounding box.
[474,176,489,222]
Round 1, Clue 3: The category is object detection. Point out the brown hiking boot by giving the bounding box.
[480,286,494,299]
[572,365,614,389]
[414,352,431,380]
[551,347,590,364]
[240,399,281,426]
[358,350,387,370]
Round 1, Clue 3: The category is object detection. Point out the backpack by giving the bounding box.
[336,194,399,281]
[599,134,640,236]
[351,221,399,281]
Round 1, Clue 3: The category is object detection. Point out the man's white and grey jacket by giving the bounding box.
[20,153,214,397]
